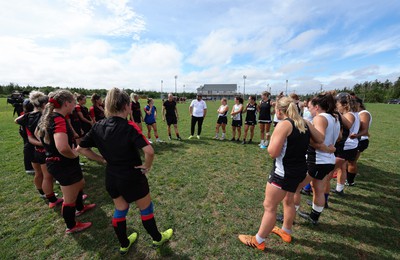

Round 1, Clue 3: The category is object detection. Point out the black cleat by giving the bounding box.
[298,211,318,225]
[300,188,312,196]
[330,188,345,196]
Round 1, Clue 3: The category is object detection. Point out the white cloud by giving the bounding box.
[0,0,399,94]
[285,29,326,51]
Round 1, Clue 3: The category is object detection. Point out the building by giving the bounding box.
[196,84,238,100]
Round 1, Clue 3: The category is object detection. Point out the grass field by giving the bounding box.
[0,97,399,259]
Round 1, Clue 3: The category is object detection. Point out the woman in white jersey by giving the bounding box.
[230,96,243,141]
[346,97,372,186]
[238,97,323,251]
[331,93,360,195]
[214,98,229,140]
[297,92,340,225]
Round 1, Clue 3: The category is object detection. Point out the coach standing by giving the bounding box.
[189,94,207,139]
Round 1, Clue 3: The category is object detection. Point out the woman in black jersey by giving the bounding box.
[77,88,173,255]
[26,91,63,207]
[242,96,258,144]
[89,93,105,123]
[75,93,93,135]
[258,91,272,148]
[239,97,323,251]
[15,99,35,175]
[37,90,95,234]
[129,93,143,131]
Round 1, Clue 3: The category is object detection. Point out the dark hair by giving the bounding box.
[23,99,34,113]
[336,92,357,112]
[311,92,336,116]
[75,93,86,102]
[249,95,256,101]
[235,96,244,104]
[355,97,366,110]
[91,93,101,104]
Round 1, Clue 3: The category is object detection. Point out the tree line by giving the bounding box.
[1,77,399,102]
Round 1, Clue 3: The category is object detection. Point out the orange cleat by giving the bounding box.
[271,226,292,243]
[238,235,265,251]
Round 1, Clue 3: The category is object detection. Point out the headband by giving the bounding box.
[49,98,61,108]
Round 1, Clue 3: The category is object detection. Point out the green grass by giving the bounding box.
[0,98,399,259]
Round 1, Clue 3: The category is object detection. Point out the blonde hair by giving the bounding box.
[37,90,74,144]
[105,88,130,117]
[130,93,137,102]
[276,97,307,133]
[29,91,48,110]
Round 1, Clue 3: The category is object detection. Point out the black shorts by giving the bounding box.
[47,160,83,186]
[258,120,272,124]
[268,169,306,193]
[307,163,335,180]
[32,148,46,164]
[337,148,358,161]
[145,121,156,126]
[166,116,177,126]
[358,139,369,152]
[232,120,242,127]
[245,120,257,126]
[133,114,142,124]
[105,173,149,203]
[217,116,227,125]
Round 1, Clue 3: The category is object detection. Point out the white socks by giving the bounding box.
[312,203,324,213]
[295,205,300,211]
[336,184,344,192]
[255,233,265,244]
[282,226,292,234]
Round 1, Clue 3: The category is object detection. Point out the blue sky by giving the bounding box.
[0,0,399,94]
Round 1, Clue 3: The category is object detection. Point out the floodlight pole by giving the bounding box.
[285,80,288,96]
[174,75,178,94]
[243,75,247,99]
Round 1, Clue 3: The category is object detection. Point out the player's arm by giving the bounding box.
[268,120,291,158]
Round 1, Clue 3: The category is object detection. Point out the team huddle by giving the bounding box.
[14,88,371,254]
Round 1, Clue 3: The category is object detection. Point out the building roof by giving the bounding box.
[197,84,237,91]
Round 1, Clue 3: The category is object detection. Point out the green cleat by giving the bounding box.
[120,232,138,255]
[153,229,173,247]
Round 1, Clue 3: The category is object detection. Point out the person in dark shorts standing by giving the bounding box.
[27,91,63,207]
[75,93,93,135]
[347,97,372,186]
[77,88,173,255]
[15,99,35,174]
[331,93,360,195]
[242,96,258,144]
[89,93,105,123]
[129,93,143,131]
[162,93,181,141]
[230,96,243,141]
[258,91,273,148]
[37,90,95,234]
[297,92,340,225]
[214,98,229,140]
[238,97,323,250]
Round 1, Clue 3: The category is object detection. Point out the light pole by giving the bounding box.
[174,75,178,94]
[160,80,163,99]
[243,75,247,99]
[285,79,288,96]
[183,84,185,97]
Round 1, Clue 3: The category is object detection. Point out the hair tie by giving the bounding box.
[49,98,61,108]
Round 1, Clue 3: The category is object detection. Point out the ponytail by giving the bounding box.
[37,90,74,144]
[277,97,307,133]
[37,103,55,144]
